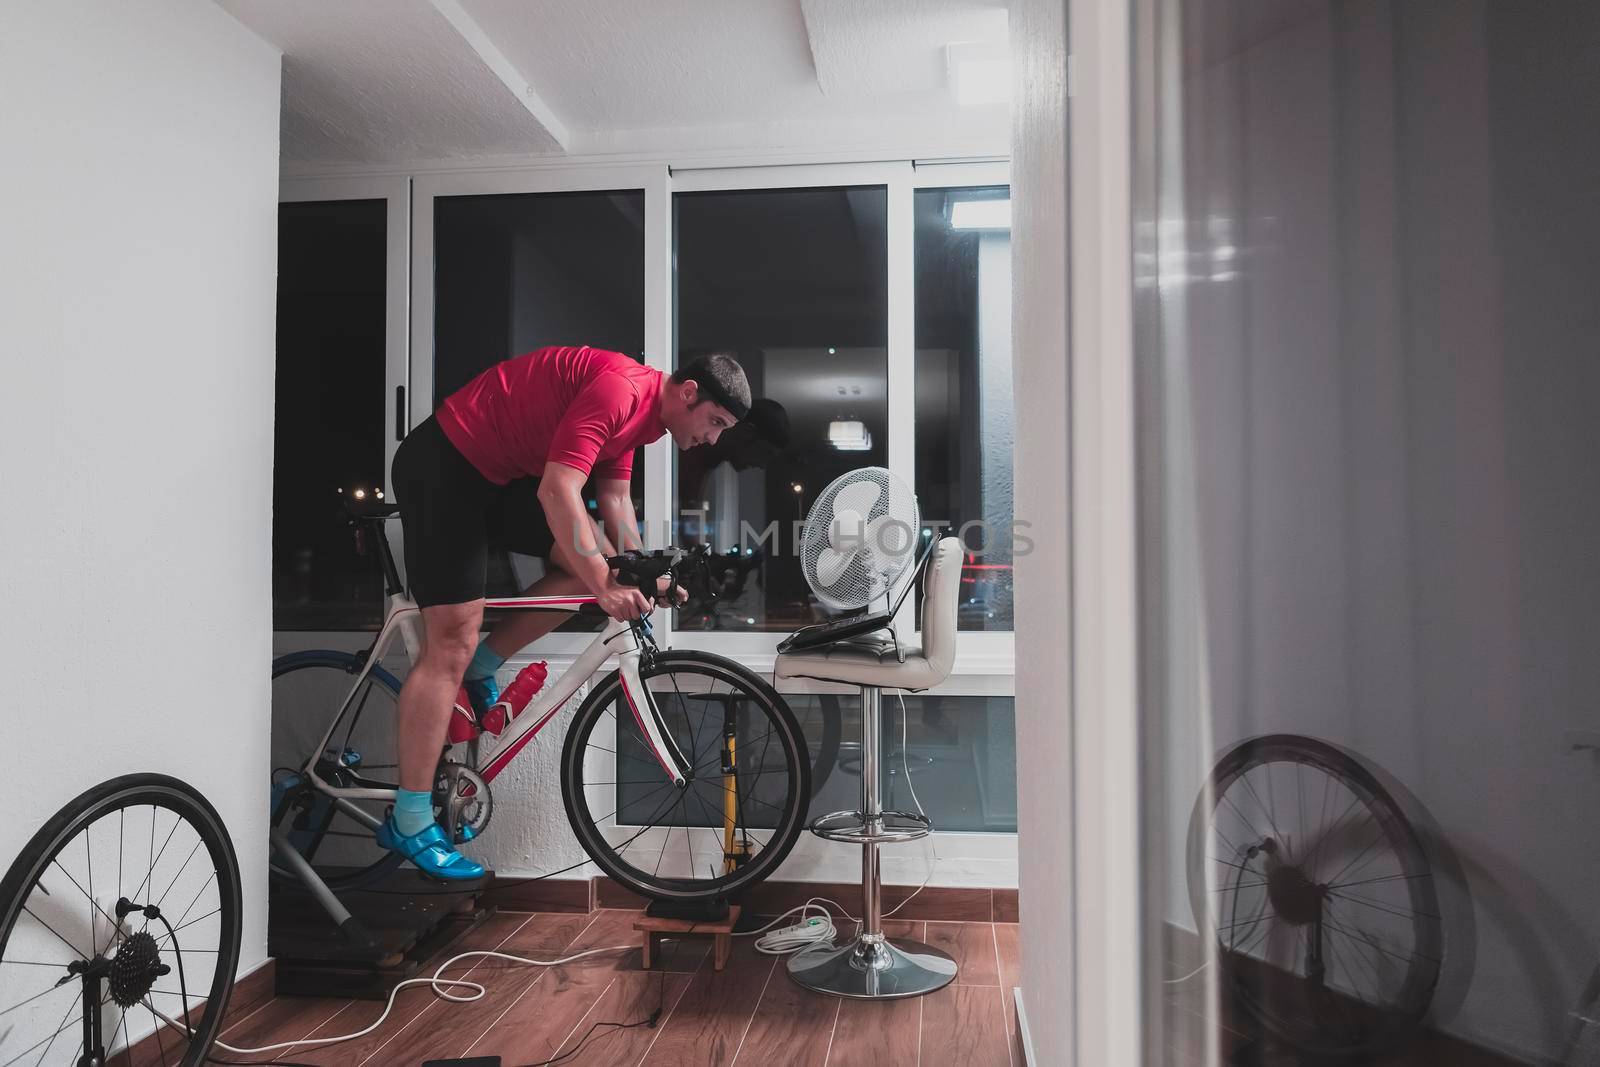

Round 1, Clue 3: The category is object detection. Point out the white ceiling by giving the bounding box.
[216,0,1010,168]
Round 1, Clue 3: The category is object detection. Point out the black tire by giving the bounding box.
[561,651,810,901]
[1186,734,1442,1059]
[0,774,244,1067]
[270,651,405,891]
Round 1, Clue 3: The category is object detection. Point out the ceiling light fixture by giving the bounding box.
[951,198,1012,231]
[827,419,873,452]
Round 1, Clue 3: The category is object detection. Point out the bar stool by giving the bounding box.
[775,536,964,999]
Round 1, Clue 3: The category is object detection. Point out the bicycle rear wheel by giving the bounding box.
[561,651,810,902]
[0,774,243,1067]
[269,650,405,890]
[1186,734,1442,1058]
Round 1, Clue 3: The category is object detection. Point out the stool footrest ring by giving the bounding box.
[808,809,933,845]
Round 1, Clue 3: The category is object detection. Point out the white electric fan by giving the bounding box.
[798,467,921,613]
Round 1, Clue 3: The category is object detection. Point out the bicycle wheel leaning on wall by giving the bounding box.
[0,774,244,1067]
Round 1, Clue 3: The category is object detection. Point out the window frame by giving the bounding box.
[409,164,671,657]
[910,161,1016,655]
[275,176,411,634]
[278,175,412,510]
[272,154,1023,897]
[666,160,1018,671]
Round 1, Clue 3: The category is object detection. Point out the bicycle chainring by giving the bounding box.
[434,761,493,845]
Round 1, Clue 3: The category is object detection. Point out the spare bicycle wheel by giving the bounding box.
[0,774,243,1067]
[1186,734,1442,1058]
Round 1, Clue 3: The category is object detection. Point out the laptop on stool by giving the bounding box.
[776,535,938,657]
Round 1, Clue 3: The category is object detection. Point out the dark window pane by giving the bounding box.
[797,693,1017,833]
[432,191,646,621]
[674,186,889,632]
[915,186,1014,631]
[273,199,388,630]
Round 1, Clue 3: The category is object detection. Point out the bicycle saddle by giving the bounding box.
[342,499,400,520]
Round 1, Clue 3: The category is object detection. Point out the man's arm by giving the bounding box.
[537,463,636,604]
[594,477,646,555]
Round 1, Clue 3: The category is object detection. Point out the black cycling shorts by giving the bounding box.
[390,416,557,607]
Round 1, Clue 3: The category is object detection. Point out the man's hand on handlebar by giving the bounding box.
[598,546,702,620]
[653,574,688,607]
[596,578,653,621]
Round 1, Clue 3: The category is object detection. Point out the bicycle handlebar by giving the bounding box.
[604,544,714,604]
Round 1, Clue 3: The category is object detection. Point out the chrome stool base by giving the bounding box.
[788,934,957,1000]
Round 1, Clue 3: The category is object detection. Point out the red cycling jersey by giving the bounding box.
[436,346,666,485]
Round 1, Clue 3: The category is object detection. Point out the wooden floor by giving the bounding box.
[218,909,1027,1066]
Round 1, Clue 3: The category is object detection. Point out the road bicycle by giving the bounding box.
[270,501,811,935]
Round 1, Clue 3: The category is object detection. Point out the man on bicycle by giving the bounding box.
[383,346,750,879]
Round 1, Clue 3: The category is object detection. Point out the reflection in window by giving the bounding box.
[273,199,388,630]
[795,693,1017,833]
[432,191,645,620]
[674,187,890,632]
[915,186,1015,631]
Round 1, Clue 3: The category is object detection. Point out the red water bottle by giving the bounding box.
[446,687,479,744]
[481,661,549,736]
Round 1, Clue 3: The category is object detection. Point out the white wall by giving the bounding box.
[1143,1,1600,1060]
[0,0,281,1018]
[1011,0,1075,1063]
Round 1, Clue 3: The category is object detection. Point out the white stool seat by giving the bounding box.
[774,635,941,690]
[775,537,964,1001]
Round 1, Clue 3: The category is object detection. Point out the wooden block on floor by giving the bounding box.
[634,904,741,971]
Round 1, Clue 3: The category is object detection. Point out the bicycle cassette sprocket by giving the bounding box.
[434,761,493,845]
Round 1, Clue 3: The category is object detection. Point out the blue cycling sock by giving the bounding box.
[393,788,436,837]
[464,640,507,682]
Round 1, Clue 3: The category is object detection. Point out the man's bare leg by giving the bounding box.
[481,517,618,659]
[481,565,591,659]
[397,599,483,792]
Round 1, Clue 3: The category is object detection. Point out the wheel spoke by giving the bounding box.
[1321,914,1437,966]
[19,906,86,961]
[127,809,182,909]
[0,980,74,1021]
[1326,888,1435,922]
[146,997,171,1067]
[1321,820,1390,889]
[154,837,206,911]
[47,859,122,955]
[85,827,95,953]
[21,984,81,1067]
[1238,766,1283,845]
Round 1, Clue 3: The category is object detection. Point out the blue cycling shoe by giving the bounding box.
[464,674,500,718]
[376,815,485,882]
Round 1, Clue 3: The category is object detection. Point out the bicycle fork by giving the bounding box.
[615,620,746,874]
[615,622,691,787]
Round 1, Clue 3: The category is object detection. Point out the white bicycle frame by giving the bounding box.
[301,592,691,820]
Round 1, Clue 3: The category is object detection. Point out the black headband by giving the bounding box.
[686,373,750,420]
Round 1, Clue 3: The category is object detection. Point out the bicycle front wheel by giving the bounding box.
[560,651,810,902]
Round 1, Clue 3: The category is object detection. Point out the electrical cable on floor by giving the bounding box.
[1163,960,1211,984]
[148,941,637,1062]
[733,693,939,956]
[199,948,664,1067]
